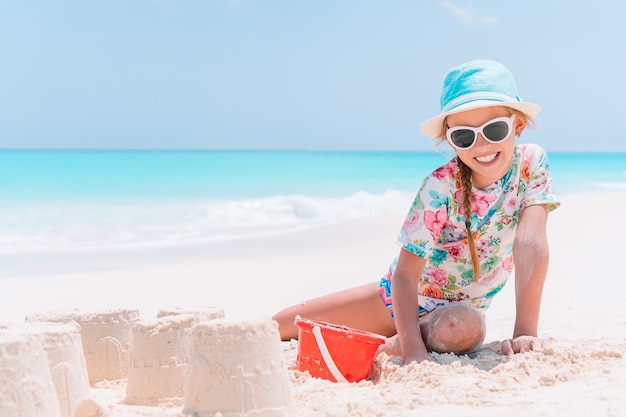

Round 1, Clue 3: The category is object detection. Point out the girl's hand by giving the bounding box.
[378,334,437,365]
[501,335,545,355]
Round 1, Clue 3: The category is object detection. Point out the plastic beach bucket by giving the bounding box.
[294,317,386,383]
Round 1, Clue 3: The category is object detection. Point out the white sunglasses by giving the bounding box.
[446,115,516,150]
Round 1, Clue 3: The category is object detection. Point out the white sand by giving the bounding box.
[1,191,625,416]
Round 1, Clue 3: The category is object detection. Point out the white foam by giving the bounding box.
[0,190,413,254]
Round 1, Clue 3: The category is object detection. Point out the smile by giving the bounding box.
[475,153,498,163]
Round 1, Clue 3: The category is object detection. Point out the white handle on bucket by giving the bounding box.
[312,325,349,383]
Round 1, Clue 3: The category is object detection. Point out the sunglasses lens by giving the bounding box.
[450,130,475,149]
[483,121,510,142]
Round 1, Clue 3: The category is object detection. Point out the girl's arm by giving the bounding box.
[391,248,433,364]
[502,203,550,354]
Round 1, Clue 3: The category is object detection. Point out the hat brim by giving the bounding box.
[419,101,541,139]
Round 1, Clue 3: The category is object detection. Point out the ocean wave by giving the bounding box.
[0,190,414,254]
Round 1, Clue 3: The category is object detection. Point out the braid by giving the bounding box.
[457,156,480,281]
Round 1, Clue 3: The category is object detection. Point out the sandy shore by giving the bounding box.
[1,191,625,416]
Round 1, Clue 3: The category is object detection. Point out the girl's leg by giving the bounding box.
[420,304,486,354]
[378,304,486,357]
[272,282,396,341]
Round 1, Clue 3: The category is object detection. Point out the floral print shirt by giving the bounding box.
[387,143,560,313]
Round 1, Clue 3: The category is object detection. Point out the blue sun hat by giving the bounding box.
[420,59,541,138]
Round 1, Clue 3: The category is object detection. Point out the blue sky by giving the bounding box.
[1,1,625,152]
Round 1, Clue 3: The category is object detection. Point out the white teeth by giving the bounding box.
[476,153,497,163]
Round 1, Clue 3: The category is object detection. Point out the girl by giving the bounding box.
[272,59,560,364]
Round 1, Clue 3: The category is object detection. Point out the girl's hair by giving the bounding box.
[436,108,533,281]
[457,156,480,280]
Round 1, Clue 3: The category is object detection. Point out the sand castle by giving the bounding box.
[125,313,199,406]
[26,308,139,384]
[3,305,294,416]
[0,331,62,417]
[183,317,293,417]
[156,306,225,321]
[125,306,226,406]
[6,322,92,417]
[0,321,98,417]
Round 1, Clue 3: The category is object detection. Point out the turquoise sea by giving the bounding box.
[0,149,624,255]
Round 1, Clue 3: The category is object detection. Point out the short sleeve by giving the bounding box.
[396,174,452,258]
[520,144,560,212]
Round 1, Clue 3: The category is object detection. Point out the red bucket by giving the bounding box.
[294,317,386,383]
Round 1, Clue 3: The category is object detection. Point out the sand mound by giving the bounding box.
[183,317,293,417]
[125,314,199,406]
[26,309,139,384]
[0,331,62,417]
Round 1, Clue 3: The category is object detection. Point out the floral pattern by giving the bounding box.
[388,143,560,314]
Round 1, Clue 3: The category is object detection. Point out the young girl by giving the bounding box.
[272,59,560,364]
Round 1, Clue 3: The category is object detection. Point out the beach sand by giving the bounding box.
[1,192,625,416]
